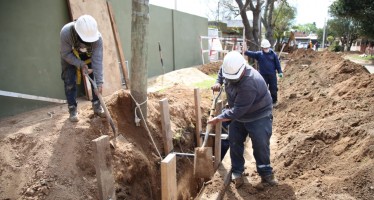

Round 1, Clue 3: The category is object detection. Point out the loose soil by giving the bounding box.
[1,50,373,200]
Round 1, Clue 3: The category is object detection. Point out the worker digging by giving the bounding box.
[209,51,277,189]
[60,14,106,122]
[1,1,374,200]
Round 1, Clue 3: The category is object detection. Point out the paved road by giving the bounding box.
[363,64,374,74]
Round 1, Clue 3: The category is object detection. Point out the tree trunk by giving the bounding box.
[263,0,276,47]
[131,0,149,118]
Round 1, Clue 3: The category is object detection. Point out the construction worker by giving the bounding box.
[244,39,283,106]
[210,51,278,189]
[60,14,105,122]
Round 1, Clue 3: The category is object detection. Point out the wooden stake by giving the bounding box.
[194,88,202,147]
[214,100,223,170]
[159,98,174,155]
[92,135,116,200]
[107,1,130,89]
[161,153,177,200]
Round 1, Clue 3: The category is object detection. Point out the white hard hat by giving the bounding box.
[74,15,101,43]
[261,39,271,48]
[222,51,246,80]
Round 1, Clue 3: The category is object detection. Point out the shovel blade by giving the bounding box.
[110,134,128,149]
[194,147,214,178]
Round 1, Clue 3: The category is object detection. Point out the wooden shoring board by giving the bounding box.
[161,153,177,200]
[197,148,232,200]
[67,0,123,96]
[92,135,116,200]
[214,100,223,170]
[194,88,202,147]
[159,98,174,155]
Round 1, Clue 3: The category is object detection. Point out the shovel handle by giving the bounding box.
[84,74,118,139]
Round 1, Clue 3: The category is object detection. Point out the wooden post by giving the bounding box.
[92,135,116,200]
[159,98,174,155]
[214,100,223,170]
[161,153,177,200]
[130,0,149,118]
[107,1,130,89]
[194,88,202,147]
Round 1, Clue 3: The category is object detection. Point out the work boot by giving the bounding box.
[92,100,106,118]
[272,101,278,108]
[68,105,79,122]
[261,173,278,186]
[232,173,244,189]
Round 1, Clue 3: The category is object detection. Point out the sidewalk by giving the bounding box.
[345,56,374,74]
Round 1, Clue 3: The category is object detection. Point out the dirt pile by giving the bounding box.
[198,61,222,75]
[199,49,374,200]
[273,49,374,199]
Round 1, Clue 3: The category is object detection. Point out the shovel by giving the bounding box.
[84,74,127,148]
[194,89,223,178]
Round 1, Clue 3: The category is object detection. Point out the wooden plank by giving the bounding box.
[214,100,223,170]
[92,135,116,200]
[194,88,202,147]
[67,0,123,96]
[159,98,174,155]
[0,90,66,104]
[107,1,130,89]
[161,153,177,200]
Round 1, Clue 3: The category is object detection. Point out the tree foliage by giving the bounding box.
[327,17,359,51]
[330,0,374,38]
[271,1,296,46]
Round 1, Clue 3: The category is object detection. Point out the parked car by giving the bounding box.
[297,42,308,49]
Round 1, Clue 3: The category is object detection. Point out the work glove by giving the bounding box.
[278,73,283,78]
[211,83,221,92]
[82,65,89,75]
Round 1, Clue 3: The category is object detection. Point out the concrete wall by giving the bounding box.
[112,2,208,77]
[0,1,207,118]
[0,0,70,118]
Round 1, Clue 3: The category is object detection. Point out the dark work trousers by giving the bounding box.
[261,74,278,103]
[229,115,273,177]
[61,61,99,107]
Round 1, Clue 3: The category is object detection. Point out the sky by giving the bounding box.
[149,0,335,28]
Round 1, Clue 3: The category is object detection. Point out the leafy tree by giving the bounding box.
[271,1,296,48]
[327,35,335,44]
[330,0,374,38]
[328,17,359,51]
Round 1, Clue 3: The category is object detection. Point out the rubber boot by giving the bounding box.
[68,105,79,122]
[92,100,106,118]
[261,173,278,186]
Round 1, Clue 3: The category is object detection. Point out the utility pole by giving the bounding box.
[131,0,149,118]
[322,17,326,49]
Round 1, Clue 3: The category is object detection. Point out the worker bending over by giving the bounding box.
[60,15,105,122]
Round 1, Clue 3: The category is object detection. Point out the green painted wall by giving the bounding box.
[173,11,208,69]
[110,2,208,77]
[0,1,208,118]
[0,0,70,118]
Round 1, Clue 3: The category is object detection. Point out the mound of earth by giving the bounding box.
[204,49,374,199]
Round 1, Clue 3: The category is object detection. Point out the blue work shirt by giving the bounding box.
[216,65,272,122]
[245,49,282,75]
